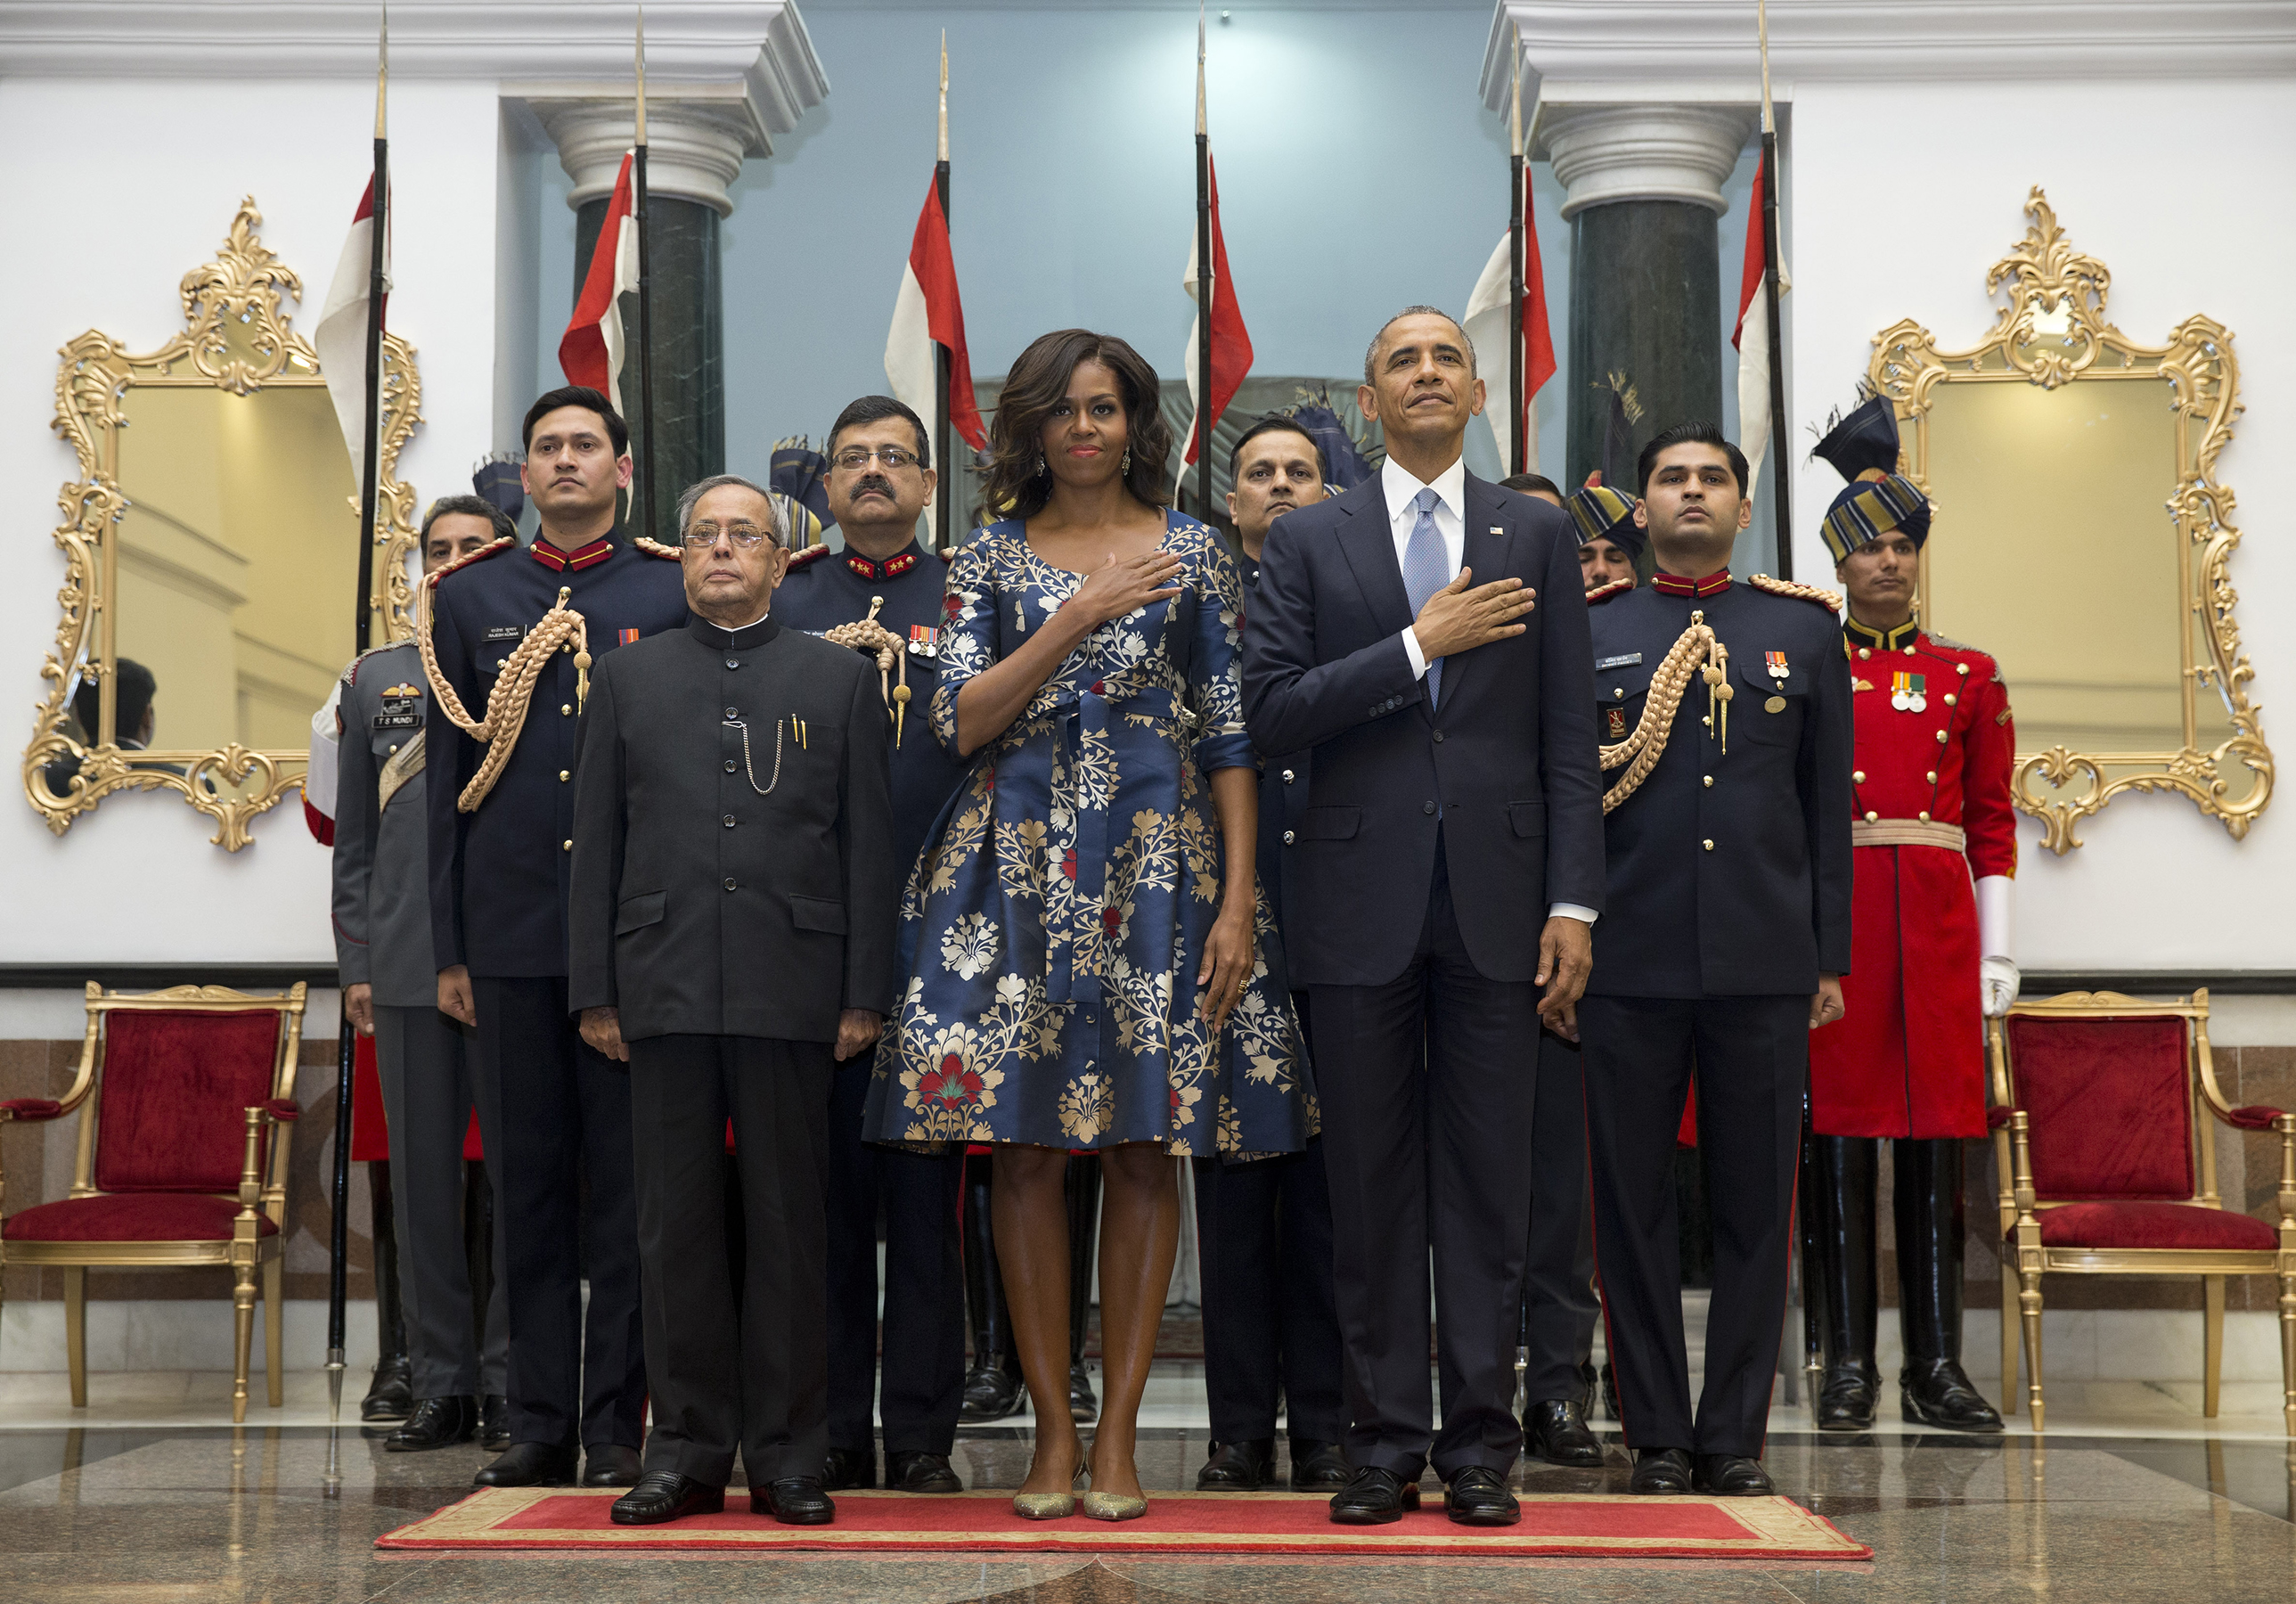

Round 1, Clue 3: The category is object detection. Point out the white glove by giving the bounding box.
[1981,955,2022,1018]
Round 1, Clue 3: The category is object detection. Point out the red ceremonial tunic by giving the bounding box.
[1809,619,2016,1138]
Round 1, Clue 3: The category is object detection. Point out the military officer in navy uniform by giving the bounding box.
[771,397,973,1496]
[423,385,690,1490]
[1189,416,1347,1494]
[1581,421,1853,1499]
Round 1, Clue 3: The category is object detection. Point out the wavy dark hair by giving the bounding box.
[982,330,1172,521]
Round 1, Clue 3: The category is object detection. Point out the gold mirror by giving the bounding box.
[25,200,423,848]
[1871,188,2266,853]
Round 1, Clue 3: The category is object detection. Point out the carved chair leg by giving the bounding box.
[64,1265,87,1409]
[262,1257,283,1409]
[231,1260,257,1426]
[2277,1271,2295,1440]
[2018,1263,2047,1432]
[2000,1255,2019,1416]
[2203,1275,2226,1420]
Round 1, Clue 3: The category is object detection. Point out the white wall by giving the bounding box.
[0,78,505,965]
[1786,78,2293,971]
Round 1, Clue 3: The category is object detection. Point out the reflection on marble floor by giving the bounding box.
[0,1399,2291,1602]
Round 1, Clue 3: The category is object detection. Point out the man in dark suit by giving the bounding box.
[1581,421,1853,1499]
[1241,307,1606,1527]
[423,386,688,1489]
[570,473,897,1527]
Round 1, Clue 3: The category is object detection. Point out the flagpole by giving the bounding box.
[935,32,952,552]
[1507,36,1524,476]
[330,0,388,1436]
[1194,8,1212,523]
[635,8,658,544]
[1759,0,1793,579]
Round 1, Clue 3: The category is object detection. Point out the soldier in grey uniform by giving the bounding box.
[333,495,515,1452]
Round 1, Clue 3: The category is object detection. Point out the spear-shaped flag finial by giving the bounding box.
[635,5,648,145]
[1196,2,1207,138]
[375,6,388,138]
[938,29,949,163]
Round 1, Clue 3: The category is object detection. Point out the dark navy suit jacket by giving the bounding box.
[1240,471,1605,987]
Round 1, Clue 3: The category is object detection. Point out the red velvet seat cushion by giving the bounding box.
[3,1193,277,1243]
[2006,1015,2194,1200]
[93,1010,283,1193]
[2036,1200,2276,1252]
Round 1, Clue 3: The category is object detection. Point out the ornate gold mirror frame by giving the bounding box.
[1870,187,2267,853]
[24,199,423,849]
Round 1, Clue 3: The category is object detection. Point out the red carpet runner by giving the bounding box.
[379,1487,1872,1559]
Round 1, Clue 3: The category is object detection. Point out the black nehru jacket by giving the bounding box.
[426,530,689,978]
[770,539,968,879]
[1585,579,1854,995]
[568,615,899,1042]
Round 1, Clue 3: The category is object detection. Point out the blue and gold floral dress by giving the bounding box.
[863,509,1311,1158]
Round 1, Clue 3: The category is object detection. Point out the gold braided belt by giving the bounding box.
[1597,613,1731,814]
[1851,818,1967,852]
[419,576,592,814]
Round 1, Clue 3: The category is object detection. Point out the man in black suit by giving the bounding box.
[1581,421,1853,1499]
[1242,307,1606,1526]
[569,473,898,1526]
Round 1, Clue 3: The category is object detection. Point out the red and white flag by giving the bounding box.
[1462,170,1557,479]
[1176,154,1253,491]
[884,176,987,455]
[1734,151,1788,501]
[315,176,390,494]
[559,152,639,413]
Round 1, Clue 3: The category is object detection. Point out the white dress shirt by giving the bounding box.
[1381,454,1596,929]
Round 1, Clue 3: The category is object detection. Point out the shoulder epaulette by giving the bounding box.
[1747,573,1843,610]
[634,536,682,561]
[343,638,408,688]
[786,544,832,569]
[1921,629,1990,658]
[938,547,956,561]
[1585,577,1634,606]
[422,536,513,590]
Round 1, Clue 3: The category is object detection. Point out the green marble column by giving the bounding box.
[574,193,724,541]
[1565,199,1722,498]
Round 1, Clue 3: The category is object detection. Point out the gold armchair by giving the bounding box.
[1988,988,2296,1435]
[0,983,306,1422]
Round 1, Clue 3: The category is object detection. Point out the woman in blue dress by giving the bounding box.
[865,331,1309,1519]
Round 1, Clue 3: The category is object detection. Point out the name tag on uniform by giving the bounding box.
[373,694,421,732]
[483,625,524,643]
[1596,652,1643,671]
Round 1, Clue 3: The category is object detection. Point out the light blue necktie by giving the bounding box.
[1399,486,1449,707]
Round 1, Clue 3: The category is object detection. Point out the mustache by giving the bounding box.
[853,476,895,500]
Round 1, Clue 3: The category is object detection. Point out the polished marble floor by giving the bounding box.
[2,1370,2292,1603]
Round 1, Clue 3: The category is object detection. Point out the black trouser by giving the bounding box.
[373,1004,507,1400]
[1192,1135,1344,1445]
[826,1063,967,1456]
[1309,850,1539,1480]
[629,1033,832,1487]
[469,977,645,1452]
[1523,1029,1601,1405]
[1581,993,1804,1458]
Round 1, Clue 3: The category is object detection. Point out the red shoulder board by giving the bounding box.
[633,537,682,561]
[1585,577,1634,606]
[786,544,832,569]
[1746,573,1843,610]
[423,536,514,590]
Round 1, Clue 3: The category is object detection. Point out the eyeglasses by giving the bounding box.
[832,446,923,472]
[681,523,773,549]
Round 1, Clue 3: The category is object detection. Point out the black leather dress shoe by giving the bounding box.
[1288,1440,1352,1492]
[385,1395,478,1453]
[473,1442,577,1488]
[752,1477,836,1525]
[479,1394,511,1452]
[821,1446,876,1490]
[610,1470,724,1526]
[360,1355,413,1423]
[959,1363,1025,1422]
[1900,1359,2006,1433]
[1328,1466,1420,1525]
[887,1451,963,1493]
[1524,1398,1606,1468]
[582,1444,643,1487]
[1629,1447,1693,1495]
[1815,1360,1880,1431]
[1067,1361,1099,1424]
[1196,1438,1274,1491]
[1692,1453,1774,1496]
[1443,1465,1522,1526]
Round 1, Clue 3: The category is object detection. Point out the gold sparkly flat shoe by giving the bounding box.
[1080,1490,1147,1522]
[1012,1490,1076,1519]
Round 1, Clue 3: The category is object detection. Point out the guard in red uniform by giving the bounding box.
[1803,395,2018,1433]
